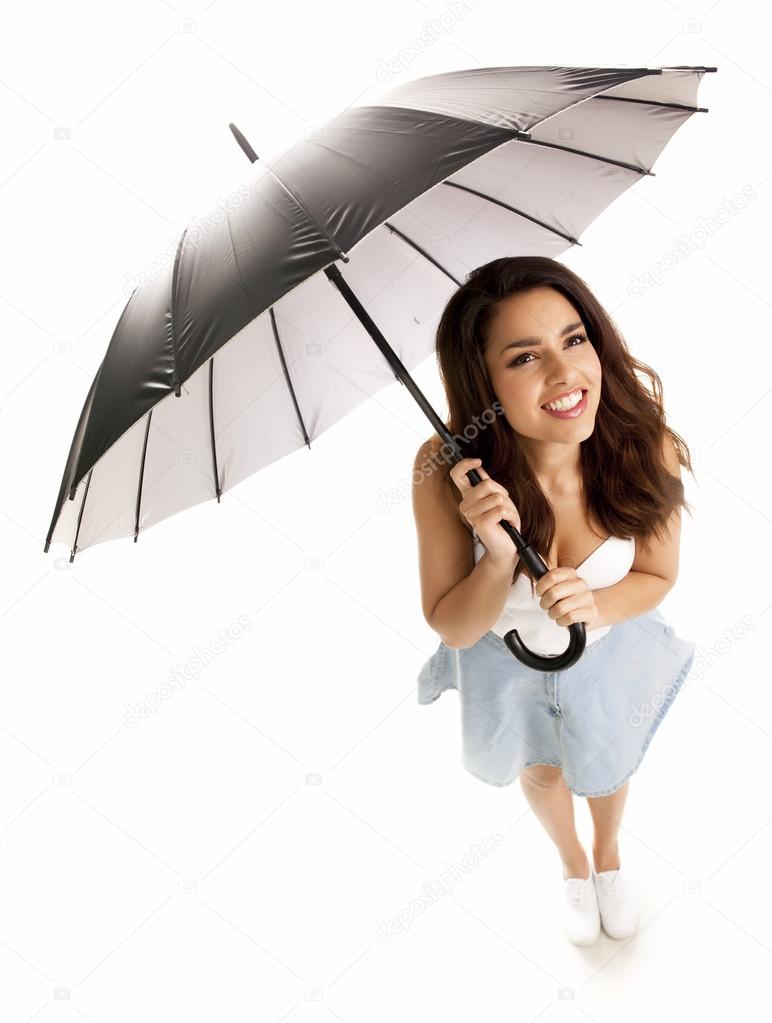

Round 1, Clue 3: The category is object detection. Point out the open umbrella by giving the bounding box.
[44,63,714,671]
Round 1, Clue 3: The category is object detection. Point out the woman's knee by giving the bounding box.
[520,764,564,790]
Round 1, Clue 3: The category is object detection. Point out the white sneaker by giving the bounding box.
[560,865,600,945]
[593,860,639,939]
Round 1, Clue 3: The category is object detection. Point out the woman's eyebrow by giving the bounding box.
[499,320,584,356]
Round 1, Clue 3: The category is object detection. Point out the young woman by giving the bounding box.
[412,256,696,946]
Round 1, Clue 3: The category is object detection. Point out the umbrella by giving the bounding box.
[44,63,714,672]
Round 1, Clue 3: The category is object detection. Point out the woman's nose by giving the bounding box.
[544,351,580,380]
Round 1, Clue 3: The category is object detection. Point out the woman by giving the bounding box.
[412,256,696,946]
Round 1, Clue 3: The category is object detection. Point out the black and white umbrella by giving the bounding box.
[45,63,714,670]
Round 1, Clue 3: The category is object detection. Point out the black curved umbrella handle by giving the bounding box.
[464,465,586,672]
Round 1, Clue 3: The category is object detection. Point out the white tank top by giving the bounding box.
[472,530,636,656]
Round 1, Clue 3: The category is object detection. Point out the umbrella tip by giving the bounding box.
[44,540,50,553]
[229,123,259,164]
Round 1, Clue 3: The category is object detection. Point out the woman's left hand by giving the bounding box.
[534,566,600,629]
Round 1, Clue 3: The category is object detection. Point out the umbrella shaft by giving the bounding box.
[324,264,461,458]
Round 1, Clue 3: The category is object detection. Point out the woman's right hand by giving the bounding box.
[449,458,522,567]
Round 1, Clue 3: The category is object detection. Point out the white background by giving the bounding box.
[2,0,769,1019]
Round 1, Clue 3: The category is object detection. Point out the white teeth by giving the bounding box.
[543,389,583,411]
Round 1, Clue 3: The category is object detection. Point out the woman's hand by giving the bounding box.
[448,457,522,568]
[534,566,599,629]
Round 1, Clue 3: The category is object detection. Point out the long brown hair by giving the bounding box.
[429,256,694,594]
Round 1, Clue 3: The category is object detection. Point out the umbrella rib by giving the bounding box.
[269,307,312,450]
[170,229,187,397]
[228,123,348,262]
[516,138,654,176]
[383,222,464,286]
[222,195,313,451]
[595,95,708,113]
[208,358,222,500]
[257,161,349,264]
[134,411,152,543]
[69,467,93,563]
[442,181,581,246]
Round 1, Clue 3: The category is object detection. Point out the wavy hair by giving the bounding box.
[430,256,694,594]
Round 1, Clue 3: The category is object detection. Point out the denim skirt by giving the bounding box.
[416,607,696,797]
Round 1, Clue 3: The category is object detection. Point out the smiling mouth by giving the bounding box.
[540,388,586,411]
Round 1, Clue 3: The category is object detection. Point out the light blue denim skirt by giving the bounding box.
[417,607,696,797]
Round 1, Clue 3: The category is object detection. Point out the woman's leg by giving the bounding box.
[585,780,629,872]
[519,765,590,879]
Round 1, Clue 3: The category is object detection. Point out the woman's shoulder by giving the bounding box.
[414,434,474,536]
[414,433,445,468]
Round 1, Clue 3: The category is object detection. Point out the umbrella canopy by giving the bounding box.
[45,64,714,562]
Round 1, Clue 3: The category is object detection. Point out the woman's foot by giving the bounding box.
[592,848,639,939]
[560,869,600,945]
[559,849,600,945]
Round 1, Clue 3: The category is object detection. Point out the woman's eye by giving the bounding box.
[508,333,588,368]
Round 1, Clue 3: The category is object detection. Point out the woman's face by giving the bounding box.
[483,285,602,445]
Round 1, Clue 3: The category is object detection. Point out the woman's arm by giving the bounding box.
[412,439,519,649]
[431,551,520,649]
[589,571,674,631]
